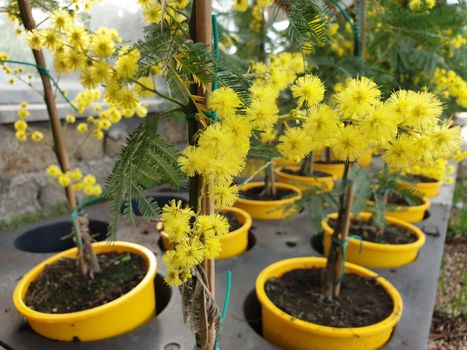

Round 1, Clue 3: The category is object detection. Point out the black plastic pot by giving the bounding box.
[120,194,188,216]
[14,219,109,253]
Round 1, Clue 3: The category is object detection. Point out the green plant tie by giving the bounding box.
[215,270,232,350]
[0,58,79,112]
[329,0,362,58]
[332,234,363,283]
[70,194,106,251]
[185,110,218,121]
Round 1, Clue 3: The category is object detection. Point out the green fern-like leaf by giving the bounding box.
[104,117,183,239]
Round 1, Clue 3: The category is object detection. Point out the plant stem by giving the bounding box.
[333,181,354,297]
[322,161,352,299]
[17,0,100,277]
[378,190,388,236]
[263,162,276,198]
[325,147,331,163]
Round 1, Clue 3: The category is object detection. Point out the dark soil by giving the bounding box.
[429,312,467,350]
[328,218,417,244]
[409,174,439,183]
[223,211,243,232]
[370,193,424,206]
[282,168,331,178]
[240,186,297,201]
[265,268,393,328]
[25,252,147,313]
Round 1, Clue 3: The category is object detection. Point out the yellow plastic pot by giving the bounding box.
[234,182,302,220]
[217,207,252,259]
[358,149,373,168]
[399,178,443,198]
[322,212,426,268]
[161,207,252,259]
[274,166,335,192]
[312,161,345,179]
[256,257,403,350]
[368,196,430,223]
[272,158,298,167]
[13,241,157,342]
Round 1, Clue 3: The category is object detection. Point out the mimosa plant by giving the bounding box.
[308,0,467,117]
[1,0,253,347]
[274,75,462,298]
[1,0,115,277]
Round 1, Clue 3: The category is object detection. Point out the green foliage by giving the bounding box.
[104,117,183,239]
[136,25,251,107]
[309,0,467,112]
[247,135,280,160]
[298,164,430,233]
[278,0,330,47]
[347,164,372,215]
[369,168,425,229]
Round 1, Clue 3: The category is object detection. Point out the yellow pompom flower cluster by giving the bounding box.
[178,87,251,208]
[446,34,467,49]
[432,68,467,108]
[276,76,463,170]
[246,52,305,139]
[14,104,45,142]
[233,0,249,12]
[405,159,448,181]
[46,165,102,196]
[138,0,188,25]
[240,0,273,32]
[327,23,354,57]
[14,8,159,142]
[161,200,229,286]
[408,0,437,11]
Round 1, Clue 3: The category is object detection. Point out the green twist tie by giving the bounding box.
[329,0,362,58]
[333,234,363,283]
[185,111,218,122]
[0,58,79,112]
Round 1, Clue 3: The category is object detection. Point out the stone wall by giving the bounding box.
[0,116,186,223]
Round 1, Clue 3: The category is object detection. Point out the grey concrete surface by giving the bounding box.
[0,180,456,350]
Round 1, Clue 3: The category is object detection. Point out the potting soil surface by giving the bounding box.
[25,252,147,313]
[265,268,393,327]
[281,168,331,178]
[328,218,418,244]
[223,211,242,232]
[240,186,297,201]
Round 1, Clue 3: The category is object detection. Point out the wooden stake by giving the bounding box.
[17,0,76,212]
[191,2,216,348]
[17,0,100,277]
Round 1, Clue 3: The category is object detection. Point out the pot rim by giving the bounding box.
[236,181,302,206]
[220,206,252,237]
[13,241,157,322]
[367,196,430,212]
[274,166,336,181]
[256,256,403,337]
[322,211,426,250]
